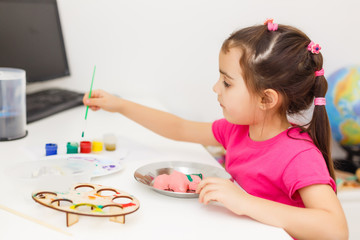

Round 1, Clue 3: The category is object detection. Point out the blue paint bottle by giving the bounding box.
[45,143,58,156]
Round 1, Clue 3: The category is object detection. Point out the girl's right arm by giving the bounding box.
[83,89,220,146]
[197,178,348,240]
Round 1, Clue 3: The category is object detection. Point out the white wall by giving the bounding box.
[30,0,359,157]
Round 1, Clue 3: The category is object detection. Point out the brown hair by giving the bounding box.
[222,24,335,182]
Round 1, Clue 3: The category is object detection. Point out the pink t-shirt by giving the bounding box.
[212,119,336,208]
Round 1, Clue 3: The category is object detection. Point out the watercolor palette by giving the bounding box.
[41,154,124,178]
[6,158,95,193]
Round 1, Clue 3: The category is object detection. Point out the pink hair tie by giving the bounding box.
[264,18,278,31]
[307,41,321,54]
[315,68,324,76]
[314,97,326,106]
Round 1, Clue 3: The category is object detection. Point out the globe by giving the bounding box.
[326,66,360,147]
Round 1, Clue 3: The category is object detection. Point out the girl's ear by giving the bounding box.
[259,89,279,110]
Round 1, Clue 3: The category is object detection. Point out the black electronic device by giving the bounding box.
[0,0,83,123]
[26,88,84,123]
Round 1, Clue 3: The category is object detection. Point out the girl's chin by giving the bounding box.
[223,114,242,125]
[223,114,234,124]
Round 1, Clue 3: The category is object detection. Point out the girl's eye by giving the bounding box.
[223,80,230,88]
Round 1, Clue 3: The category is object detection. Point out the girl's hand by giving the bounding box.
[83,89,122,113]
[196,177,249,215]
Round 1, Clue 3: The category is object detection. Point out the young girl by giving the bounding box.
[84,19,348,239]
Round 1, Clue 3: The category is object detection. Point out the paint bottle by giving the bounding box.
[92,140,103,153]
[80,141,91,153]
[45,143,58,156]
[67,142,79,154]
[103,133,116,151]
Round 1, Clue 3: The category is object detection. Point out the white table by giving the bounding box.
[0,101,291,240]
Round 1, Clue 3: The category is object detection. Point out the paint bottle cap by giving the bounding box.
[92,140,103,152]
[67,142,79,154]
[45,143,58,156]
[80,141,92,153]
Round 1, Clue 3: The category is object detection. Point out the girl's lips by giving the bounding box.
[217,98,224,108]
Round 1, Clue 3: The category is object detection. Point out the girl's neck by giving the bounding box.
[248,114,291,142]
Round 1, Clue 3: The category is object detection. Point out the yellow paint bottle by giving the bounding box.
[92,140,103,153]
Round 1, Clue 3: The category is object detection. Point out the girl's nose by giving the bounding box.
[213,79,220,93]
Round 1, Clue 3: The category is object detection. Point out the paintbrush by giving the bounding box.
[82,65,96,138]
[0,203,71,236]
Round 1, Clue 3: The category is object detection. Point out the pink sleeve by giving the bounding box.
[212,119,233,149]
[282,148,336,199]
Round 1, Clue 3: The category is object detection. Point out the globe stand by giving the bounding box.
[334,145,360,174]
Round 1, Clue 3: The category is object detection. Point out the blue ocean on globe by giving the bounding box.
[326,66,360,147]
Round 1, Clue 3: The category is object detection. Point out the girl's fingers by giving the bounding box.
[83,89,104,105]
[196,177,226,193]
[83,92,89,104]
[89,106,100,111]
[198,180,223,203]
[90,89,103,98]
[197,177,219,192]
[198,183,222,205]
[202,190,219,205]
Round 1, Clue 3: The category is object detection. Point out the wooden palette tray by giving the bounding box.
[32,183,140,227]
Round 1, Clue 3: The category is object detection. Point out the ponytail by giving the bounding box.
[306,74,336,183]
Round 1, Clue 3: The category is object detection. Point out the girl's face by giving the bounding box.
[213,48,261,125]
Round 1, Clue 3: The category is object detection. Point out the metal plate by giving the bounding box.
[134,161,231,198]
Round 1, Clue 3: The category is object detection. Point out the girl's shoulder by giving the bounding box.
[212,119,248,148]
[212,118,248,136]
[213,118,247,130]
[284,126,319,151]
[287,126,313,140]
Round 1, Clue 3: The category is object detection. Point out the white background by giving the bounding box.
[28,0,360,158]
